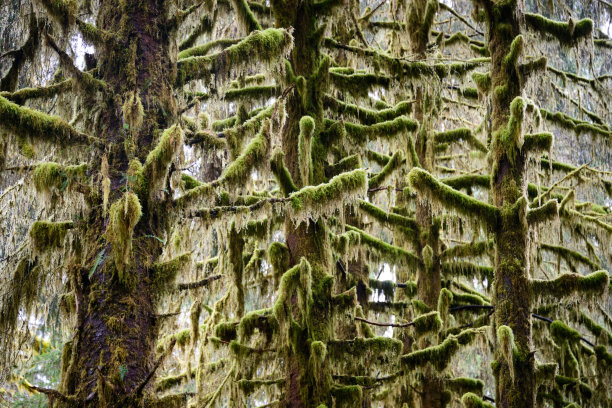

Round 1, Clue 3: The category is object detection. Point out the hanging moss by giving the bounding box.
[594,345,612,366]
[407,168,499,227]
[224,85,279,102]
[326,154,362,178]
[32,162,88,195]
[327,337,402,364]
[142,125,184,192]
[413,311,442,336]
[323,95,413,125]
[368,151,404,189]
[106,192,142,281]
[346,225,421,267]
[0,96,89,144]
[290,169,366,213]
[401,336,459,371]
[178,38,242,60]
[39,0,77,26]
[523,132,553,154]
[442,261,494,282]
[498,325,515,381]
[331,385,362,407]
[343,116,418,145]
[215,322,238,342]
[472,72,491,93]
[29,221,72,252]
[540,244,600,271]
[122,91,144,133]
[447,377,484,396]
[298,116,315,186]
[152,253,191,293]
[524,13,593,44]
[461,392,495,408]
[358,200,417,232]
[527,199,558,225]
[530,271,608,300]
[438,288,453,327]
[434,128,487,153]
[220,122,269,187]
[177,28,293,84]
[366,150,390,166]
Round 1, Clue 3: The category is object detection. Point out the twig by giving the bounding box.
[133,338,177,396]
[177,274,223,290]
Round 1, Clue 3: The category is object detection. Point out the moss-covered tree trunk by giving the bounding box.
[485,0,535,407]
[406,1,444,406]
[273,1,334,406]
[59,1,177,406]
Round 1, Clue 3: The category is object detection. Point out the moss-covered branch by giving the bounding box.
[323,94,413,125]
[358,200,418,233]
[176,28,293,85]
[527,199,558,225]
[434,127,487,153]
[32,162,88,195]
[407,168,499,227]
[530,271,609,300]
[29,221,73,252]
[346,225,421,267]
[0,95,92,144]
[368,151,404,189]
[540,243,601,271]
[525,13,593,44]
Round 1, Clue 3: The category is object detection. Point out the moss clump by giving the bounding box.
[346,225,420,267]
[106,192,142,281]
[530,271,609,299]
[181,173,202,190]
[215,322,238,342]
[29,221,72,252]
[527,199,558,225]
[152,253,191,293]
[122,91,144,134]
[402,337,459,370]
[358,200,417,233]
[413,311,442,336]
[142,125,184,192]
[32,162,88,195]
[221,121,269,186]
[298,116,315,186]
[407,168,499,227]
[472,72,491,93]
[323,95,413,126]
[366,150,390,166]
[461,392,495,408]
[331,385,362,407]
[178,38,240,59]
[525,13,593,44]
[343,116,418,145]
[497,325,515,380]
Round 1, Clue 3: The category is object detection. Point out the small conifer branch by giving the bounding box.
[177,275,223,290]
[75,19,117,46]
[354,312,439,329]
[179,13,214,51]
[179,38,241,60]
[525,13,593,44]
[366,150,390,166]
[539,243,601,271]
[323,94,413,125]
[133,338,177,396]
[540,108,610,139]
[530,271,609,300]
[176,28,293,85]
[346,225,421,267]
[0,95,94,145]
[407,168,499,228]
[1,79,73,105]
[22,382,73,403]
[438,2,483,35]
[342,116,418,145]
[527,199,558,225]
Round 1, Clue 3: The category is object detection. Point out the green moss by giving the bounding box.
[527,199,558,225]
[181,173,202,190]
[142,125,184,192]
[447,377,484,395]
[290,169,366,212]
[444,31,470,47]
[106,192,142,281]
[298,116,315,186]
[434,127,487,152]
[413,311,442,336]
[224,85,279,102]
[366,150,390,166]
[343,116,418,145]
[39,0,77,26]
[346,225,420,267]
[177,28,293,84]
[32,162,88,194]
[525,13,593,43]
[530,271,609,299]
[594,345,612,366]
[503,35,523,69]
[461,392,495,408]
[368,151,404,189]
[438,288,453,326]
[152,253,191,293]
[215,321,238,342]
[323,95,412,125]
[407,168,499,227]
[239,308,278,341]
[523,132,553,153]
[331,385,362,407]
[220,122,269,186]
[401,336,459,370]
[555,375,593,398]
[472,72,491,93]
[540,243,600,271]
[237,379,284,396]
[29,221,72,252]
[550,320,582,343]
[0,95,88,144]
[326,155,362,178]
[358,200,417,233]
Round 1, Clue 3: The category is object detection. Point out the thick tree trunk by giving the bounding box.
[59,1,177,406]
[485,1,535,407]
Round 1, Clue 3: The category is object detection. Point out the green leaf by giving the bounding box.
[118,364,128,381]
[89,249,106,279]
